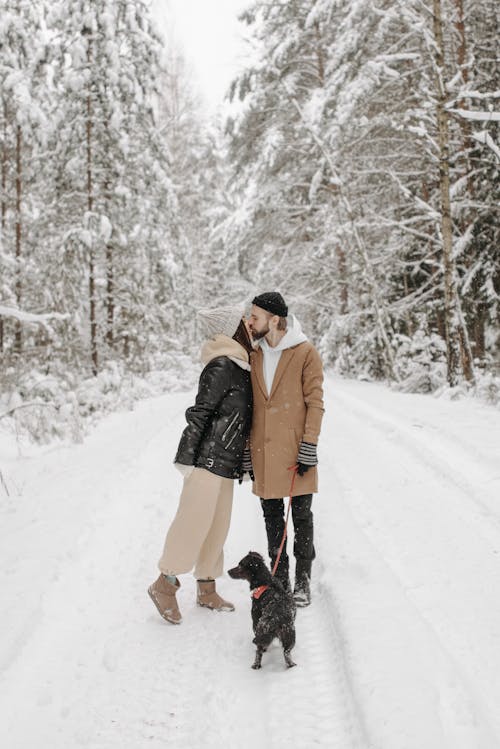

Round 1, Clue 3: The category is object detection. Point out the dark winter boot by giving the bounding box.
[274,568,292,593]
[293,560,312,607]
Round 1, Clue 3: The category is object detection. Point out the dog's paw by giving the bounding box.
[284,651,296,668]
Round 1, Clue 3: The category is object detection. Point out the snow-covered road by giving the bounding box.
[1,376,499,749]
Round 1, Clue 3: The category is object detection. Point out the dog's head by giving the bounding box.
[228,551,268,582]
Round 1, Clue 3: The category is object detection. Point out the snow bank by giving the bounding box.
[0,354,198,446]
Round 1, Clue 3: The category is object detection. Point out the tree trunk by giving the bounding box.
[0,105,6,233]
[104,179,114,348]
[14,124,22,354]
[336,243,351,368]
[452,0,478,377]
[453,0,473,152]
[471,274,486,360]
[105,240,114,347]
[0,104,7,353]
[403,273,414,336]
[86,39,98,376]
[432,0,474,385]
[336,245,349,316]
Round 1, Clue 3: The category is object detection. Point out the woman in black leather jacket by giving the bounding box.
[148,305,254,624]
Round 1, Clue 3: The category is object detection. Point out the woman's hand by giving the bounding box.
[175,463,194,479]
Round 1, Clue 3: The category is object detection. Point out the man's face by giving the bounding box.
[248,305,272,340]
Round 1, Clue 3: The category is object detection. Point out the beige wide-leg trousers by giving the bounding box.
[158,467,234,580]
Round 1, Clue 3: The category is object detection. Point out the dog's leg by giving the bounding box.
[283,649,296,668]
[279,623,296,668]
[252,647,264,670]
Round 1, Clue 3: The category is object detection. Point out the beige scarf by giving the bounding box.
[201,334,251,371]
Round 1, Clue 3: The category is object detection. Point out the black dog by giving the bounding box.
[228,551,296,669]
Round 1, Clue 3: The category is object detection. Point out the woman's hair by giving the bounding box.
[232,318,254,355]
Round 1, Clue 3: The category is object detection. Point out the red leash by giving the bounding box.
[271,465,299,577]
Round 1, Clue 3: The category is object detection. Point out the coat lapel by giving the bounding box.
[252,348,269,399]
[269,347,297,399]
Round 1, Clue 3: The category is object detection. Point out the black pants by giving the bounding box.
[260,494,315,583]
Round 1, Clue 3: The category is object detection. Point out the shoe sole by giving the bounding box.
[293,595,311,608]
[197,601,235,612]
[148,587,182,624]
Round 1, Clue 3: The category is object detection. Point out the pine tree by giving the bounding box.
[46,0,180,374]
[0,0,48,360]
[225,0,499,388]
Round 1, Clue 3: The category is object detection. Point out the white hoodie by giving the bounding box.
[258,314,307,396]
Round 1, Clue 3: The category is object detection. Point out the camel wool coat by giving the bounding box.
[250,341,324,499]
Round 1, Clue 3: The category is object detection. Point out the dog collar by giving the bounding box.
[251,585,269,600]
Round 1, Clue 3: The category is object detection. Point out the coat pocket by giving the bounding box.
[288,427,301,459]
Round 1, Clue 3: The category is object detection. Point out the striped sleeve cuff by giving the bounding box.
[297,441,318,466]
[242,446,253,472]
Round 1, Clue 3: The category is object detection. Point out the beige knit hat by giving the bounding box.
[197,305,245,339]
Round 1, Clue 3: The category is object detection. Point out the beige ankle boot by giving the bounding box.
[148,575,182,624]
[197,580,235,612]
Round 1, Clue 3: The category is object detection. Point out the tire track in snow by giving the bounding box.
[9,380,498,748]
[316,486,499,749]
[0,394,273,749]
[323,458,499,749]
[331,383,500,537]
[336,380,499,474]
[224,461,367,747]
[322,379,500,746]
[0,407,197,749]
[0,393,192,682]
[261,588,368,749]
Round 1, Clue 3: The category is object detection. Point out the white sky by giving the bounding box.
[151,0,252,113]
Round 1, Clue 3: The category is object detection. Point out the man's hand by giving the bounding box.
[239,445,254,484]
[238,469,255,484]
[296,441,318,477]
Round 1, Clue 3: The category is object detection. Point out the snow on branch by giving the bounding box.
[461,90,500,101]
[0,401,53,420]
[448,108,500,122]
[472,131,500,162]
[0,305,69,325]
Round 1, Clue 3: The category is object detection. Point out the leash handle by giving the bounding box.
[271,465,299,577]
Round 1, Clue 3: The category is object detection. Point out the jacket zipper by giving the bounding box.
[222,412,239,442]
[225,422,242,450]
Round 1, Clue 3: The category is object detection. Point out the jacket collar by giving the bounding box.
[201,335,250,368]
[252,346,299,400]
[256,314,307,353]
[269,348,298,398]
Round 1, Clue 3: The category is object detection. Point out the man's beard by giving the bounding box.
[250,325,269,341]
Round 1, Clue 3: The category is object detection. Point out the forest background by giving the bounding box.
[0,0,498,443]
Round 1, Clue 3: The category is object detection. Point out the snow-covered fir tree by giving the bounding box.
[0,0,49,363]
[223,0,499,389]
[0,0,498,441]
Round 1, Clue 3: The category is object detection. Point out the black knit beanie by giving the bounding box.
[252,291,288,317]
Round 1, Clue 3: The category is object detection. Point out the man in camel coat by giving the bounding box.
[245,291,324,606]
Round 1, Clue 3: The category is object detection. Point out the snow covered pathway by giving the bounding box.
[0,377,499,748]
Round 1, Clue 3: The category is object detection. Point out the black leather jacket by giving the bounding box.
[175,356,252,479]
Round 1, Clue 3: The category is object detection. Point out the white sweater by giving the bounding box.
[258,315,307,395]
